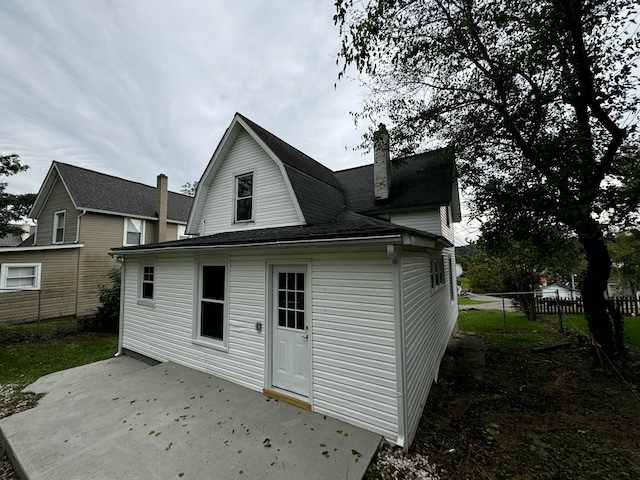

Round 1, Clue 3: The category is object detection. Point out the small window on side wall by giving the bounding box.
[235,173,253,222]
[53,211,65,244]
[431,256,445,288]
[124,218,144,246]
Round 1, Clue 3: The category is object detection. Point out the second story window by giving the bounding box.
[53,211,65,244]
[235,173,253,222]
[124,218,144,246]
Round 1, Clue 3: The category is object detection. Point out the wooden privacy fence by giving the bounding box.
[535,296,639,316]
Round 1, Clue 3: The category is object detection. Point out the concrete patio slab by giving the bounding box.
[0,357,381,480]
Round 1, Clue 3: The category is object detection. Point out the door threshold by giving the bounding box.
[263,389,311,411]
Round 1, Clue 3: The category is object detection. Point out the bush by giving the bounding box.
[93,267,121,332]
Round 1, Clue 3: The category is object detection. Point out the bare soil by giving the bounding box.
[411,329,640,479]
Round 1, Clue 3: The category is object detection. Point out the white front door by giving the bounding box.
[271,267,310,398]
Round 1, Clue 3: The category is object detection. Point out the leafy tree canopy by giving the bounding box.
[335,0,640,353]
[608,230,640,295]
[180,181,198,197]
[0,154,36,237]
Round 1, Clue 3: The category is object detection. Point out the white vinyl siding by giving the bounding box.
[389,208,441,235]
[121,246,399,440]
[401,251,457,446]
[388,207,455,243]
[311,249,398,440]
[121,254,266,391]
[198,130,301,235]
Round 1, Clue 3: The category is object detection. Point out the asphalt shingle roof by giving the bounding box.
[335,149,456,214]
[114,211,449,252]
[54,162,193,222]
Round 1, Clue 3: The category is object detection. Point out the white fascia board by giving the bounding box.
[235,116,306,224]
[0,243,84,253]
[29,163,79,219]
[186,120,240,235]
[110,234,403,256]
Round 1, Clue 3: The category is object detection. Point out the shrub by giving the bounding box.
[94,267,121,332]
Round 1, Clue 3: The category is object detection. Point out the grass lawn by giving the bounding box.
[457,276,470,289]
[559,313,640,350]
[0,318,118,412]
[457,297,492,306]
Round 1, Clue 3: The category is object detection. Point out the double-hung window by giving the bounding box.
[1,263,41,290]
[431,256,445,288]
[138,261,155,306]
[53,211,65,244]
[235,173,253,222]
[194,260,228,348]
[124,218,145,246]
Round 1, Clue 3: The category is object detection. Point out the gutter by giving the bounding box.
[109,234,404,256]
[0,243,84,253]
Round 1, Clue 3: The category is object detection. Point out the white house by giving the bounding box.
[111,113,461,448]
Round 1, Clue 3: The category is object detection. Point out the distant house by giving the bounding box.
[541,283,579,299]
[112,113,461,448]
[0,224,35,247]
[0,162,192,323]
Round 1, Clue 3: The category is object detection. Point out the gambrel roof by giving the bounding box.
[30,162,193,222]
[128,113,461,253]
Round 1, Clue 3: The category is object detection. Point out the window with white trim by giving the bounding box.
[1,263,42,290]
[234,173,253,222]
[195,262,227,346]
[449,256,455,300]
[137,262,155,306]
[123,218,145,246]
[53,210,66,244]
[431,256,445,288]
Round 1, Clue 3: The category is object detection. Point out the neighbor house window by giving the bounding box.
[0,263,42,290]
[124,218,145,246]
[195,262,228,346]
[53,210,66,244]
[137,261,155,306]
[431,256,444,288]
[235,173,253,222]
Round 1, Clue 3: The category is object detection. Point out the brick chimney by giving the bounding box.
[373,124,391,202]
[156,174,168,242]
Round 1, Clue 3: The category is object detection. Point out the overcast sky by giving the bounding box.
[0,0,474,244]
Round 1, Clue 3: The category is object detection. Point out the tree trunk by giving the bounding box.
[580,232,618,355]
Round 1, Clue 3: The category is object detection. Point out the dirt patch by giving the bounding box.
[413,329,640,479]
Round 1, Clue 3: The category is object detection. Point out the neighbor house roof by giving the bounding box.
[30,162,193,222]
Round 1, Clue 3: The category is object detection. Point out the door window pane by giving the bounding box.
[277,271,305,330]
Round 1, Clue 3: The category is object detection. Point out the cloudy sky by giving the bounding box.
[0,0,474,244]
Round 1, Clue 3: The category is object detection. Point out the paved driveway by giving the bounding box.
[0,357,381,480]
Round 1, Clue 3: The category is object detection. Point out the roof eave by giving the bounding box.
[110,234,404,256]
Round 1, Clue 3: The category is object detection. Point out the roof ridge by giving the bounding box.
[236,113,341,189]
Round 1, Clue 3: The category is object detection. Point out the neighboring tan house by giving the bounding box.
[0,162,192,323]
[111,113,461,449]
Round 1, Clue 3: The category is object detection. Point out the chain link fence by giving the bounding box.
[0,289,101,325]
